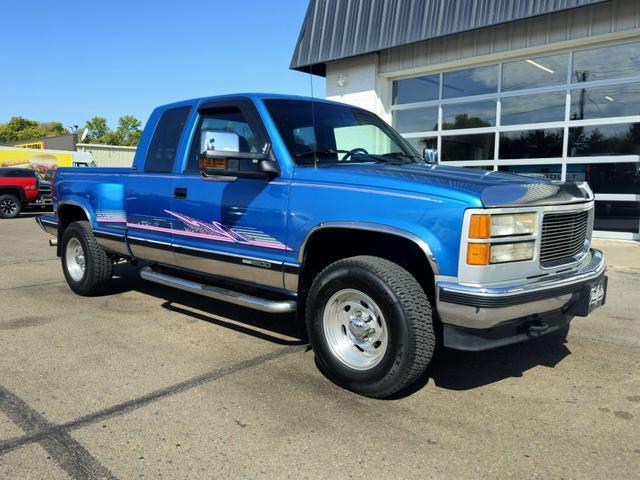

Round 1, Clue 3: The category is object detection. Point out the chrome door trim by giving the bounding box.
[93,229,129,256]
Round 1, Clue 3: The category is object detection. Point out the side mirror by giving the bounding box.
[423,147,439,165]
[198,130,279,180]
[200,129,241,155]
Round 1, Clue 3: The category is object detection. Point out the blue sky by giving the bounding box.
[0,0,324,129]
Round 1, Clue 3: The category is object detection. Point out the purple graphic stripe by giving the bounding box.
[127,223,291,251]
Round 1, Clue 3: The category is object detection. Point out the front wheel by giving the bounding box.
[0,194,22,219]
[306,256,435,398]
[61,221,113,296]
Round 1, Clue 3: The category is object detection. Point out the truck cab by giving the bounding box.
[37,94,607,398]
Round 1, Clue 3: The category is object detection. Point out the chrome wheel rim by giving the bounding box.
[322,288,388,370]
[65,238,86,282]
[0,199,17,216]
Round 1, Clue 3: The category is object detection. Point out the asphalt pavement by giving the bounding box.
[1,215,639,479]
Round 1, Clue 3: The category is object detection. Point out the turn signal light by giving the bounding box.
[467,243,490,265]
[469,214,491,239]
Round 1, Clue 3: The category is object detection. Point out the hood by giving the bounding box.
[292,163,592,207]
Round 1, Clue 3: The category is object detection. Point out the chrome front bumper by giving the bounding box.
[436,249,607,330]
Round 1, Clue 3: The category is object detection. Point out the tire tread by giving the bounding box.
[62,221,113,295]
[306,255,435,398]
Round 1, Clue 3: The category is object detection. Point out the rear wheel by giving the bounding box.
[61,221,113,295]
[0,194,21,219]
[306,255,435,398]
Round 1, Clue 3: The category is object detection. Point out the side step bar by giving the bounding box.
[140,267,297,314]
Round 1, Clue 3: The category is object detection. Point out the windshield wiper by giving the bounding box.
[370,152,423,164]
[295,149,350,159]
[381,152,421,160]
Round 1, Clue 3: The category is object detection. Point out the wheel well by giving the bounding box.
[55,205,89,256]
[0,187,24,202]
[299,228,436,301]
[58,205,88,230]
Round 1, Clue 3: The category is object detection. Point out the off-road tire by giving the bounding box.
[61,221,113,296]
[306,255,435,398]
[0,194,22,219]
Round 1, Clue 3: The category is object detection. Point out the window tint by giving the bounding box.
[501,92,566,125]
[570,83,640,120]
[502,54,568,91]
[393,106,438,133]
[569,123,640,156]
[186,106,262,172]
[144,106,191,173]
[443,65,498,99]
[566,163,640,194]
[499,129,563,159]
[392,74,440,105]
[573,41,640,83]
[442,100,495,130]
[441,133,495,161]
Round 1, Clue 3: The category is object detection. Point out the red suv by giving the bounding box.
[0,168,40,218]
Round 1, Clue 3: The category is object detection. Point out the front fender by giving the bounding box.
[298,221,442,275]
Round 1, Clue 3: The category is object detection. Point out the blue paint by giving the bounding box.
[53,94,549,288]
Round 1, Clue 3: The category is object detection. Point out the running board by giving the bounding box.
[139,267,296,314]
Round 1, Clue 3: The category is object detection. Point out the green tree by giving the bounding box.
[81,114,143,146]
[0,116,69,143]
[82,117,109,142]
[116,115,142,146]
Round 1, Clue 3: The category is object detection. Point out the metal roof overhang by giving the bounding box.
[290,0,610,76]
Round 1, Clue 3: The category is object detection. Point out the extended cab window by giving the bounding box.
[144,106,191,173]
[186,107,262,172]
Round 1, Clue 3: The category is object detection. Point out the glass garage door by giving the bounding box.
[392,39,640,239]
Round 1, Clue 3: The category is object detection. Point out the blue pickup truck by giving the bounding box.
[37,94,607,397]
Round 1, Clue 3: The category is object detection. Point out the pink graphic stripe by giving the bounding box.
[127,223,291,251]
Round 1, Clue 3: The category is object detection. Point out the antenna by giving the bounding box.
[309,62,318,168]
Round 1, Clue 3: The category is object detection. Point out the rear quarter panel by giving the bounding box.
[54,168,131,226]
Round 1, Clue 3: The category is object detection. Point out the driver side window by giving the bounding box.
[186,107,261,172]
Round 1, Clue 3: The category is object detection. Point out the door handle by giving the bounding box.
[173,187,187,199]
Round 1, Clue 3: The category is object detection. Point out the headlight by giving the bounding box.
[490,242,535,263]
[467,241,535,265]
[469,213,536,238]
[491,213,536,237]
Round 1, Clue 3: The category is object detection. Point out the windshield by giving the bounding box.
[264,99,424,166]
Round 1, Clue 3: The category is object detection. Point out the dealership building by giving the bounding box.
[291,0,640,240]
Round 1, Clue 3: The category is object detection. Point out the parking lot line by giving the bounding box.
[0,344,305,457]
[0,386,119,480]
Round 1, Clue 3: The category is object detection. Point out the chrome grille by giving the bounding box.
[540,209,591,264]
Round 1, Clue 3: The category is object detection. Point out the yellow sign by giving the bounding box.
[15,142,44,149]
[0,148,72,180]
